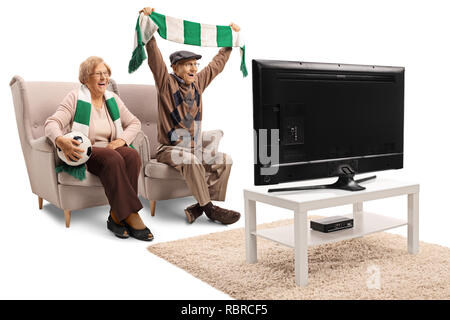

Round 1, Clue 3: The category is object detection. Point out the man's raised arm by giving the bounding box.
[196,23,240,91]
[140,7,169,90]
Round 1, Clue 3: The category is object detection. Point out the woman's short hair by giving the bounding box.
[78,56,112,84]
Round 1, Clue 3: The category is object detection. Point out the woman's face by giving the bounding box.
[86,63,110,97]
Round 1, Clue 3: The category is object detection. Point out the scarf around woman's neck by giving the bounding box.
[129,12,247,77]
[73,85,124,138]
[56,85,126,180]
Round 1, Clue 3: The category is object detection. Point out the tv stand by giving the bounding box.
[267,173,377,193]
[244,178,420,286]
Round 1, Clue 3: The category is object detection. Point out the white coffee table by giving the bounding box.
[243,178,419,286]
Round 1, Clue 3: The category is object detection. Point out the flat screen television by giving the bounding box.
[252,59,404,192]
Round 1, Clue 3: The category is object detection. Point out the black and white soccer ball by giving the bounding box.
[57,131,92,166]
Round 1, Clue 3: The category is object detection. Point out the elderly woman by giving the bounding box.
[44,56,153,241]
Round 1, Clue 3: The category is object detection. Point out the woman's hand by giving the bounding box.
[139,7,155,15]
[107,138,126,150]
[229,23,240,32]
[55,136,84,162]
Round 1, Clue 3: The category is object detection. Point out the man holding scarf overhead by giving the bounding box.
[139,7,241,225]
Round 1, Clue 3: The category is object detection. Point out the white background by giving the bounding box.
[1,0,449,299]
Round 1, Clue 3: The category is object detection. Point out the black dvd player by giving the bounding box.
[310,216,354,233]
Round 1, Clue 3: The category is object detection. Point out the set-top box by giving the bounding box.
[310,216,354,233]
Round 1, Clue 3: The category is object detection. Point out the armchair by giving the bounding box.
[9,76,147,227]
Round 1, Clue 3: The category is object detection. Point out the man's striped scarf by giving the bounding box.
[129,12,247,77]
[73,85,124,139]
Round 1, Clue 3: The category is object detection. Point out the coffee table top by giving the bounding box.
[244,177,419,211]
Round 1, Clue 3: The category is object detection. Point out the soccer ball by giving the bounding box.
[57,131,92,166]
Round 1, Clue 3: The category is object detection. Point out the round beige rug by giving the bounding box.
[148,218,450,300]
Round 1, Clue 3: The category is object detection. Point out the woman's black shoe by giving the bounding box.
[123,221,154,242]
[107,215,130,239]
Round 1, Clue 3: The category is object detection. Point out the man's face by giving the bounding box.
[172,58,199,85]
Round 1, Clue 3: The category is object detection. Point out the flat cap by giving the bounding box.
[169,50,202,65]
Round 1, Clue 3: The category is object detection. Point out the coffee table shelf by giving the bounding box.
[253,212,407,248]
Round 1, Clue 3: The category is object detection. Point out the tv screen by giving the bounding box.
[252,59,404,190]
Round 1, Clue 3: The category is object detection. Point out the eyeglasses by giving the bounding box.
[90,71,110,78]
[183,62,200,68]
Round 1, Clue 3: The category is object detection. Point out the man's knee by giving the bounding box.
[170,150,202,166]
[223,153,233,165]
[208,152,232,165]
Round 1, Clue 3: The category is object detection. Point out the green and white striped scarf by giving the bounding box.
[73,85,124,139]
[129,12,247,77]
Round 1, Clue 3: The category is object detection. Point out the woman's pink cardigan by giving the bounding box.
[44,89,141,146]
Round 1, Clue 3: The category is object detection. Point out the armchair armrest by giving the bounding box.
[30,136,54,153]
[30,136,63,167]
[131,130,151,197]
[27,136,61,207]
[131,130,151,164]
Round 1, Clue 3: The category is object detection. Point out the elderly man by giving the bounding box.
[140,7,240,225]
